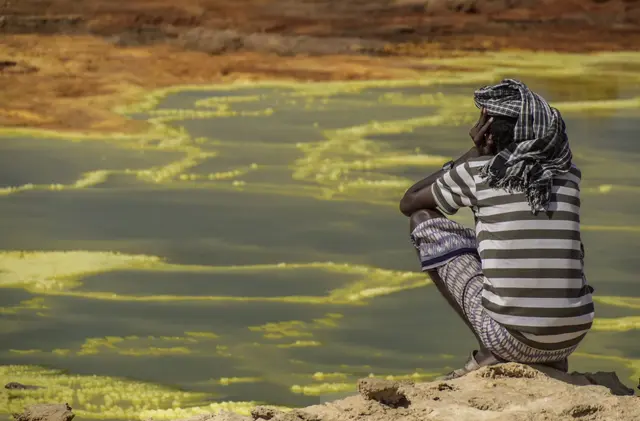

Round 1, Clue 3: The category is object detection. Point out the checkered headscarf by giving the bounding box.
[473,79,572,213]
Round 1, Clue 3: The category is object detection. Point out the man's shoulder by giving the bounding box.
[569,163,582,178]
[556,163,582,183]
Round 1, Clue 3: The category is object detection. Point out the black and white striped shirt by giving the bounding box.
[431,156,594,350]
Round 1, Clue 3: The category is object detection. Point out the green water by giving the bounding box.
[1,52,640,419]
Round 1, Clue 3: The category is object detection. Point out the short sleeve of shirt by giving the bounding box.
[430,162,477,215]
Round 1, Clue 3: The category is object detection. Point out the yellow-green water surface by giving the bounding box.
[1,51,640,420]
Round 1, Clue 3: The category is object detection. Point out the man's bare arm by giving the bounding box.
[399,147,480,216]
[399,110,494,217]
[398,167,445,216]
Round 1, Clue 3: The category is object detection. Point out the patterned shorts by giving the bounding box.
[410,217,579,363]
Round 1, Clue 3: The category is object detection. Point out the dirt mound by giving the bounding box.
[6,364,638,421]
[163,363,639,421]
[13,404,74,421]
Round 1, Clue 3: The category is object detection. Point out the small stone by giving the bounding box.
[436,383,456,391]
[13,404,74,421]
[251,406,284,420]
[563,404,602,418]
[5,382,44,390]
[357,378,410,407]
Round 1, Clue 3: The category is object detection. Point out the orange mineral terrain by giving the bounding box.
[1,0,640,132]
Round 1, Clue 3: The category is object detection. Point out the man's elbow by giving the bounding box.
[400,194,439,216]
[399,196,414,217]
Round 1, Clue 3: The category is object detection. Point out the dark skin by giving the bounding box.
[399,108,500,366]
[399,108,495,216]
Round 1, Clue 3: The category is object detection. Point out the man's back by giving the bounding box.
[432,156,595,350]
[403,79,594,373]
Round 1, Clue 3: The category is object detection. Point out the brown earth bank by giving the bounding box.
[9,364,640,421]
[1,0,640,133]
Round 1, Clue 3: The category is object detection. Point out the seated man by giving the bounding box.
[399,79,595,379]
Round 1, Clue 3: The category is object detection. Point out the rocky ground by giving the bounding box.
[9,364,640,421]
[3,0,640,50]
[1,0,640,132]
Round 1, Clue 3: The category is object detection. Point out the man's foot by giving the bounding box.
[438,349,503,380]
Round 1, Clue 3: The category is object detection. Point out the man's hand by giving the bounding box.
[469,108,494,155]
[399,110,496,217]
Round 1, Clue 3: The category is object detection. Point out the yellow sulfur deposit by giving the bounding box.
[1,50,640,420]
[0,251,428,304]
[0,365,262,420]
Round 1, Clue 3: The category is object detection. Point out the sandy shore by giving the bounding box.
[237,363,640,421]
[0,36,432,134]
[2,0,640,134]
[11,364,639,421]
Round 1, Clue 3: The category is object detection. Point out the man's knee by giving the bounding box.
[409,209,445,232]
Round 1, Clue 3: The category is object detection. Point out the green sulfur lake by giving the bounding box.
[1,51,640,420]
